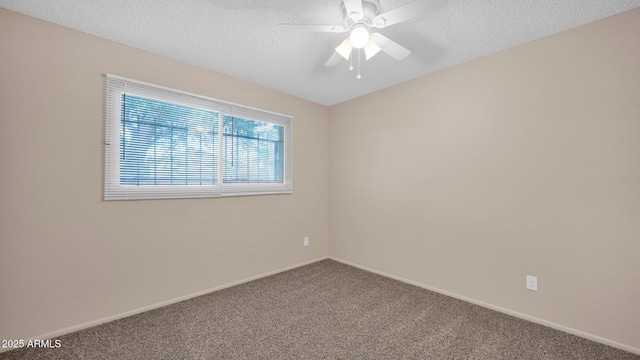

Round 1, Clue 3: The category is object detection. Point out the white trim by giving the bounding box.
[0,256,329,354]
[6,256,635,356]
[329,256,640,356]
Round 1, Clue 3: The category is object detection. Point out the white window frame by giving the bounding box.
[104,74,292,200]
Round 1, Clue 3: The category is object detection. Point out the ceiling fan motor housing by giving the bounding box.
[342,0,380,28]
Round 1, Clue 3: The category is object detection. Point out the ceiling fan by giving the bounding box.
[279,0,446,78]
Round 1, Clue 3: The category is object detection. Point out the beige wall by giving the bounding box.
[0,9,329,341]
[330,9,640,351]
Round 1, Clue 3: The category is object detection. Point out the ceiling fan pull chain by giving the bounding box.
[357,49,362,79]
[349,50,354,71]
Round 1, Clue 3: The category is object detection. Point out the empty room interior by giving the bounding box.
[0,1,639,358]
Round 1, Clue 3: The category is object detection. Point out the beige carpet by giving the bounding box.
[1,259,638,359]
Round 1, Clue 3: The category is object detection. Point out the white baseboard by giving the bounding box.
[6,255,637,356]
[329,256,640,356]
[0,256,329,354]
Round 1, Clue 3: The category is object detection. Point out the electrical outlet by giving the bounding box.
[526,275,538,291]
[304,237,309,247]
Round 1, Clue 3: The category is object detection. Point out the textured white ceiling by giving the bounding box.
[1,0,638,106]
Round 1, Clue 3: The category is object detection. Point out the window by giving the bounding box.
[105,75,292,200]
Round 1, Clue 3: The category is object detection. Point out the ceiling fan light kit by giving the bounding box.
[280,0,447,79]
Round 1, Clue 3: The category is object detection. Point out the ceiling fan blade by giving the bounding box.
[343,0,364,21]
[370,33,411,60]
[279,24,347,33]
[372,0,447,28]
[325,51,344,67]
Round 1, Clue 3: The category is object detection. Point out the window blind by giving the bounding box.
[105,74,292,200]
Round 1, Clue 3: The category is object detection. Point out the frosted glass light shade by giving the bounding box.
[364,39,381,60]
[349,27,369,49]
[335,38,353,60]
